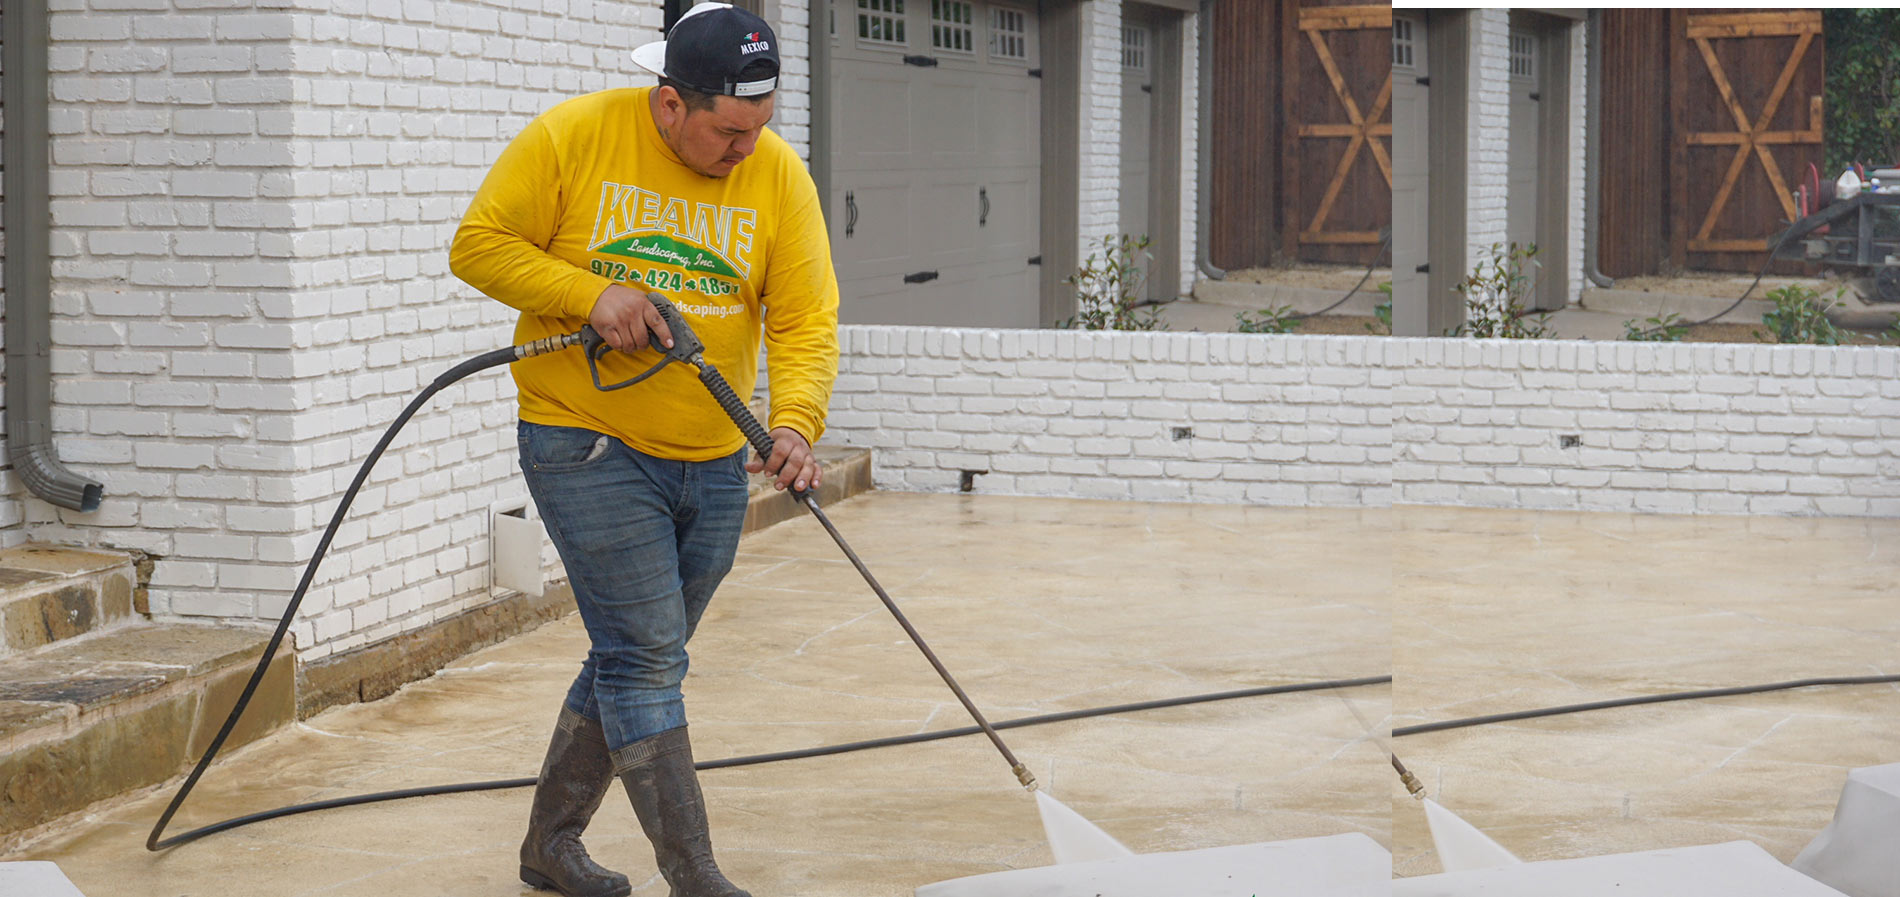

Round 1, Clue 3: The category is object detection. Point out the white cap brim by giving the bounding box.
[631,40,667,76]
[630,2,732,76]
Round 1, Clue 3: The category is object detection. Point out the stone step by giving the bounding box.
[0,623,294,847]
[0,545,139,660]
[742,443,874,534]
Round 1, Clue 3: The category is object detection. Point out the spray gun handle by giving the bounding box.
[578,293,706,367]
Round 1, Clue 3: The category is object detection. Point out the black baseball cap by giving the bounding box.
[632,3,780,98]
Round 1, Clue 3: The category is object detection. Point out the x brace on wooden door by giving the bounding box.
[1296,3,1392,246]
[1684,11,1823,253]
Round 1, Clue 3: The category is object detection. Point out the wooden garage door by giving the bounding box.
[829,0,1042,328]
[1284,1,1392,266]
[1672,9,1824,271]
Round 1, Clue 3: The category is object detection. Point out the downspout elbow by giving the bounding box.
[10,443,103,513]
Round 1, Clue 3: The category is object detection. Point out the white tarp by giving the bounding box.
[1392,840,1851,897]
[0,862,88,897]
[1422,796,1523,872]
[914,833,1390,897]
[1035,791,1135,864]
[1793,761,1900,897]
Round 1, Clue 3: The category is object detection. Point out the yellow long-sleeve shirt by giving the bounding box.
[450,87,839,461]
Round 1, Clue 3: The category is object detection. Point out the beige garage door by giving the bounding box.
[830,0,1043,328]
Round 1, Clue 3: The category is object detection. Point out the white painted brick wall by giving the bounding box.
[1465,8,1509,275]
[31,0,663,659]
[1077,0,1121,261]
[1391,340,1900,517]
[825,326,1395,508]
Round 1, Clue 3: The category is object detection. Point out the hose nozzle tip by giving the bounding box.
[1014,764,1038,792]
[1400,769,1424,799]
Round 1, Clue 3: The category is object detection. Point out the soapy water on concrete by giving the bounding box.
[1422,796,1523,872]
[1036,791,1135,864]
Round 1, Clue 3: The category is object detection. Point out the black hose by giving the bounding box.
[1392,674,1900,738]
[146,346,519,851]
[155,676,1390,845]
[1290,227,1393,322]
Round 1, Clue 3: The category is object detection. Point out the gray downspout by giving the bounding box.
[1582,9,1613,288]
[4,0,104,512]
[1195,0,1224,281]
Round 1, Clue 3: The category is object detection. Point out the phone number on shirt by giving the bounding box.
[590,258,740,296]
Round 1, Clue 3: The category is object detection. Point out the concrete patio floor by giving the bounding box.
[1391,507,1900,876]
[19,492,1392,896]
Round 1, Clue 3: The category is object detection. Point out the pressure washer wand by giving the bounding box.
[584,297,1038,792]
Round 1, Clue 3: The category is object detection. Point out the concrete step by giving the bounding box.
[0,623,293,846]
[0,545,139,660]
[1577,286,1775,325]
[1193,274,1389,315]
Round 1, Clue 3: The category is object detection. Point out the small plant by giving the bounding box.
[1884,314,1900,343]
[1452,242,1554,339]
[1623,311,1690,342]
[1235,304,1302,333]
[1760,283,1847,345]
[1366,281,1393,335]
[1058,234,1167,331]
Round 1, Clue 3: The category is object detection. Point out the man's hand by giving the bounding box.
[589,284,675,354]
[748,427,821,494]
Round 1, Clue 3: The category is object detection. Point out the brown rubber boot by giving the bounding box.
[519,708,633,897]
[613,727,751,897]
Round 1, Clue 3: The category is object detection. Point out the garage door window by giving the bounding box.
[1120,25,1147,71]
[931,0,975,53]
[859,0,906,45]
[990,7,1026,61]
[1393,17,1415,69]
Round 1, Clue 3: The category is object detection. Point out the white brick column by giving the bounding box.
[1464,8,1509,274]
[1076,0,1122,263]
[1564,20,1587,305]
[1176,9,1199,296]
[767,0,812,160]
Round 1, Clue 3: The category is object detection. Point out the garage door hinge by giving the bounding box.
[1027,255,1042,266]
[1415,75,1429,85]
[904,270,940,284]
[1028,68,1042,78]
[904,55,939,67]
[1415,263,1430,274]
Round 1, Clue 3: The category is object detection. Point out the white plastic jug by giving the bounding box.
[1837,167,1863,200]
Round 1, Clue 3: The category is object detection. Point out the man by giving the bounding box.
[449,5,839,896]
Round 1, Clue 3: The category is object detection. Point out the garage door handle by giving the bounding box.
[845,190,857,238]
[978,187,989,227]
[904,55,939,67]
[904,270,939,284]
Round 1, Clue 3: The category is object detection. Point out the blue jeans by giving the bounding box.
[517,421,751,752]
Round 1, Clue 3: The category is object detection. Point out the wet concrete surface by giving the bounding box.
[1391,507,1900,876]
[18,493,1391,896]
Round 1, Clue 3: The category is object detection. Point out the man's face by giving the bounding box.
[654,88,776,179]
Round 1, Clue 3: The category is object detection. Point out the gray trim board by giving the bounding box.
[1533,12,1573,312]
[1039,0,1084,326]
[1144,3,1185,301]
[1425,9,1470,337]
